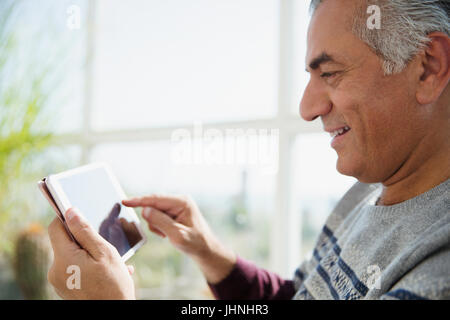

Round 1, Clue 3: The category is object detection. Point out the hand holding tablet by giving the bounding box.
[47,208,136,299]
[38,162,147,261]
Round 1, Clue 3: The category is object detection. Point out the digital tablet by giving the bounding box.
[38,162,147,261]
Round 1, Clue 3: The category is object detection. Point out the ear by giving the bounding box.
[416,32,450,105]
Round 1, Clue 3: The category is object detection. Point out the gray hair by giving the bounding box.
[310,0,450,74]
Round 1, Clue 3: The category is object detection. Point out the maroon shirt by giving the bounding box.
[208,256,296,300]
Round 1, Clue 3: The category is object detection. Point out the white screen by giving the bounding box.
[56,166,143,256]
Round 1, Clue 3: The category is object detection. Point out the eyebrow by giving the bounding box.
[307,52,336,72]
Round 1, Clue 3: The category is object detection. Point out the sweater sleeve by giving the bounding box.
[207,256,296,300]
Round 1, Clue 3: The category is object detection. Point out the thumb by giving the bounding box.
[142,207,184,239]
[65,207,112,260]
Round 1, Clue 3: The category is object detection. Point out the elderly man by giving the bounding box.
[47,0,449,300]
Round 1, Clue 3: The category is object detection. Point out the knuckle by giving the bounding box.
[96,253,109,265]
[78,221,91,232]
[94,251,110,265]
[106,243,118,257]
[96,246,110,260]
[75,221,92,237]
[99,242,118,261]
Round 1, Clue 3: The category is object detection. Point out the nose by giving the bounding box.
[299,78,332,121]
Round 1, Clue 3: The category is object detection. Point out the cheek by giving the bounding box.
[331,92,371,153]
[329,103,371,178]
[334,94,415,181]
[330,88,389,176]
[330,67,419,181]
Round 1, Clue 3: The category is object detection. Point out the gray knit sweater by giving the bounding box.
[293,178,450,300]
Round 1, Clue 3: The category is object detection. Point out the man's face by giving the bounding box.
[300,0,425,183]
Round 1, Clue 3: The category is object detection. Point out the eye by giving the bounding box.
[320,71,339,78]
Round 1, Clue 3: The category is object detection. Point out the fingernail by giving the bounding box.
[142,207,151,219]
[123,198,136,205]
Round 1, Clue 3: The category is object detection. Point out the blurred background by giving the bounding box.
[0,0,355,299]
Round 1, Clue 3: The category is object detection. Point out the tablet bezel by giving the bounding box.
[45,162,147,262]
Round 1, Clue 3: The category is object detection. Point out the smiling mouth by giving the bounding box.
[330,126,351,139]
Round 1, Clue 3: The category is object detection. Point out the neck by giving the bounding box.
[378,128,450,206]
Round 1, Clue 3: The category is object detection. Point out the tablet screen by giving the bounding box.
[53,165,144,257]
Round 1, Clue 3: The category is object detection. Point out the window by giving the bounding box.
[91,0,279,130]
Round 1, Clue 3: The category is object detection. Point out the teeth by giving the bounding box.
[330,126,350,138]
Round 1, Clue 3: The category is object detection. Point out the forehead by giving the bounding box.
[306,0,363,68]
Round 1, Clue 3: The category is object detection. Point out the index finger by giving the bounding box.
[122,194,188,213]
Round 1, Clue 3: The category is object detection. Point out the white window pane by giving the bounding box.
[293,133,356,260]
[4,0,87,134]
[37,145,83,176]
[92,0,279,130]
[89,141,275,298]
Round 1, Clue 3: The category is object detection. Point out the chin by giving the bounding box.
[336,154,367,182]
[337,156,384,183]
[336,160,352,177]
